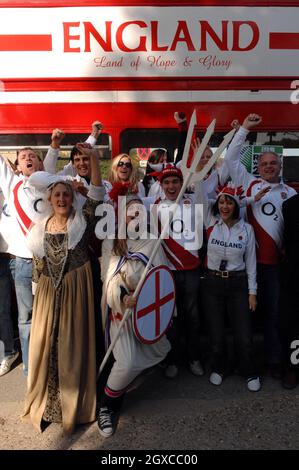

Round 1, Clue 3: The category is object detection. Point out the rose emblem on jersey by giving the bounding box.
[183,198,192,208]
[281,192,287,200]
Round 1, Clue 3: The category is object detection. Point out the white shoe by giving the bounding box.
[209,372,223,386]
[164,364,178,379]
[0,351,19,377]
[189,360,204,377]
[247,376,261,392]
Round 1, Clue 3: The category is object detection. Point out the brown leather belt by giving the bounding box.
[207,269,246,279]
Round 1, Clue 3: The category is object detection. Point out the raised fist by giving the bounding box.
[231,119,240,131]
[51,128,65,148]
[92,120,104,137]
[242,114,262,130]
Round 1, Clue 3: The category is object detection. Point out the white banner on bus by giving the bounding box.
[0,6,298,78]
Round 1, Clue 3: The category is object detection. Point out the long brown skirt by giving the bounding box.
[23,261,97,433]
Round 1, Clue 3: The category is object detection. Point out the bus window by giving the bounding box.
[120,128,179,163]
[129,147,168,182]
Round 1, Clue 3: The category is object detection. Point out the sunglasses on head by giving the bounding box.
[117,161,132,168]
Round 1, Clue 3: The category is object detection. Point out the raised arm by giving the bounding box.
[43,121,103,176]
[86,120,104,147]
[225,114,262,187]
[43,128,65,174]
[0,155,15,198]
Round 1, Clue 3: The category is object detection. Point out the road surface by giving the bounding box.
[0,351,298,451]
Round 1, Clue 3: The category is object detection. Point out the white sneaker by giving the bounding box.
[164,364,178,379]
[209,372,223,386]
[0,351,19,377]
[247,376,261,392]
[189,360,204,376]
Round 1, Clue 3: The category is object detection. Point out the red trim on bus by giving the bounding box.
[269,33,299,49]
[0,77,296,92]
[0,35,52,51]
[1,1,299,7]
[0,101,297,156]
[0,101,297,132]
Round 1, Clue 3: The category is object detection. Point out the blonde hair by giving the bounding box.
[48,181,74,202]
[113,238,128,257]
[109,154,139,188]
[113,198,144,256]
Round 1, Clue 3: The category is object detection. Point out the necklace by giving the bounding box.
[47,216,68,233]
[44,232,68,288]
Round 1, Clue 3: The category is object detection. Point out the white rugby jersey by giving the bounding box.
[147,194,203,271]
[225,127,296,265]
[0,189,16,254]
[0,156,50,258]
[206,218,257,294]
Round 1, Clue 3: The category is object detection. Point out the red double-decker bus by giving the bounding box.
[0,0,299,183]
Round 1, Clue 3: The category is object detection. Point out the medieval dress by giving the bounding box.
[23,185,103,433]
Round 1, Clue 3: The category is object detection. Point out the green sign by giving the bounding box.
[240,145,283,176]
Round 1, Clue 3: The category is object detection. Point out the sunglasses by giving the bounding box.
[117,161,132,169]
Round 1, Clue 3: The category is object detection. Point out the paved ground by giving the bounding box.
[0,354,298,451]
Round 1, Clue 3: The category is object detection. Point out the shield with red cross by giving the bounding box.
[133,265,175,344]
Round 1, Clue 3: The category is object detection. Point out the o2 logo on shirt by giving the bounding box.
[261,202,278,221]
[33,198,44,214]
[2,203,11,217]
[170,218,184,234]
[290,339,299,365]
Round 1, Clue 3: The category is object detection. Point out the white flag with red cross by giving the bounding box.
[133,265,175,344]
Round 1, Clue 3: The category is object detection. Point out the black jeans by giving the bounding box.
[257,263,282,365]
[202,274,256,378]
[166,268,201,364]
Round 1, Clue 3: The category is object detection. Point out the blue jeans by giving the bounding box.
[0,257,32,374]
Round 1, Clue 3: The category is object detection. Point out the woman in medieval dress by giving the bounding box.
[23,145,105,433]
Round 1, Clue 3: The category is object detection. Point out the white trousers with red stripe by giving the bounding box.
[106,315,170,395]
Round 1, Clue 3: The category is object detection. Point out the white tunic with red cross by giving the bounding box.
[225,127,296,265]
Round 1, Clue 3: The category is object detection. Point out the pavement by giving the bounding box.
[0,354,299,451]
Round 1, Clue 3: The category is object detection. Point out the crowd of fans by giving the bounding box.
[0,113,298,439]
